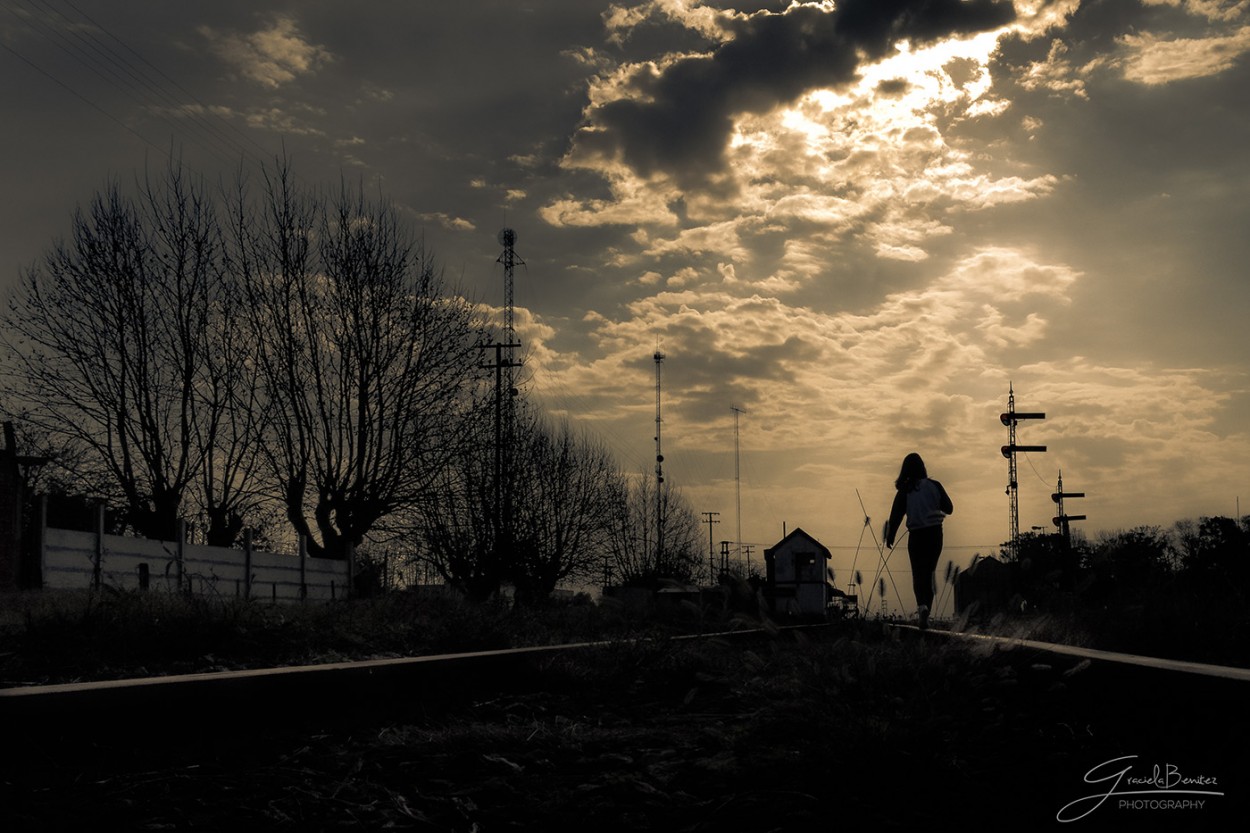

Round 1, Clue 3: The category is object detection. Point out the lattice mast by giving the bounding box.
[496,229,524,386]
[485,229,523,565]
[654,350,666,574]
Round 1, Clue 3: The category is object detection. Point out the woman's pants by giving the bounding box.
[907,524,943,610]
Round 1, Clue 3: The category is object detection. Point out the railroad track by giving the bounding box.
[889,623,1250,682]
[5,620,1247,765]
[0,623,833,764]
[4,621,1248,828]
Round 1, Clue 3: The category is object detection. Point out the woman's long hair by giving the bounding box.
[895,452,927,492]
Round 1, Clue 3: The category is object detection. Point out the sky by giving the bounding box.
[3,0,1249,615]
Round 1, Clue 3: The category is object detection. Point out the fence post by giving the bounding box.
[93,504,105,590]
[35,494,47,589]
[243,527,253,600]
[346,540,355,600]
[177,519,187,594]
[298,533,307,601]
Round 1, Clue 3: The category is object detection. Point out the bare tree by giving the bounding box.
[409,395,501,600]
[507,410,619,604]
[229,164,483,559]
[604,469,703,586]
[2,161,262,544]
[412,395,636,604]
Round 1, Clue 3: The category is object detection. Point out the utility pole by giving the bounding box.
[476,228,524,577]
[476,342,522,565]
[701,511,720,583]
[1000,384,1045,560]
[720,540,731,575]
[742,543,755,577]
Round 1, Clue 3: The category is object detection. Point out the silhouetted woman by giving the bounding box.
[885,452,953,630]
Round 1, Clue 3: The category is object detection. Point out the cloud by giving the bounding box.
[1140,0,1250,23]
[242,104,327,136]
[573,0,1018,188]
[528,247,1080,454]
[415,211,476,232]
[548,4,1059,281]
[1117,26,1250,83]
[201,15,332,89]
[1013,359,1250,521]
[603,0,731,43]
[1018,38,1090,97]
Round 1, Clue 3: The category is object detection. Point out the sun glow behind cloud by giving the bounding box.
[526,0,1250,555]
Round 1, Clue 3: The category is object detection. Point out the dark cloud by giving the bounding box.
[583,0,1016,188]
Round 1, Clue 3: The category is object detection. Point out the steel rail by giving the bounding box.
[889,623,1250,683]
[0,623,833,703]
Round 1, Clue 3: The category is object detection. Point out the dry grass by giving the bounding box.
[0,587,690,687]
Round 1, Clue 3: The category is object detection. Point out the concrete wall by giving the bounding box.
[42,527,350,602]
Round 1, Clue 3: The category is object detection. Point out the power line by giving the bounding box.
[6,1,226,163]
[60,0,273,162]
[1022,451,1054,489]
[24,0,259,170]
[3,0,272,176]
[0,35,173,163]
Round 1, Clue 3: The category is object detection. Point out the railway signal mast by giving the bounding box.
[1052,471,1087,548]
[1001,384,1046,560]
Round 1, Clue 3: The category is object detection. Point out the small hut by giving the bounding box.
[763,527,833,619]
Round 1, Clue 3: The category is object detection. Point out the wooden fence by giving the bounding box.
[36,506,351,602]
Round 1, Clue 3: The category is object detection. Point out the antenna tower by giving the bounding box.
[1000,383,1046,559]
[654,350,666,574]
[496,229,524,385]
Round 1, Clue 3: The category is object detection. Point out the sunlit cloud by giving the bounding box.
[575,1,1019,190]
[548,2,1060,284]
[1019,39,1090,97]
[200,15,332,89]
[1016,359,1250,520]
[1141,0,1250,23]
[1117,26,1250,83]
[241,105,327,136]
[529,247,1080,453]
[603,0,734,43]
[415,211,476,232]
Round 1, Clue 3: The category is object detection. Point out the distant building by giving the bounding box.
[763,527,839,619]
[954,554,1015,618]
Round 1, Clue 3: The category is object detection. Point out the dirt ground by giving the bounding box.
[3,627,1246,831]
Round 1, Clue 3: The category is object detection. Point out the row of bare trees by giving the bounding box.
[410,401,703,602]
[1,159,703,600]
